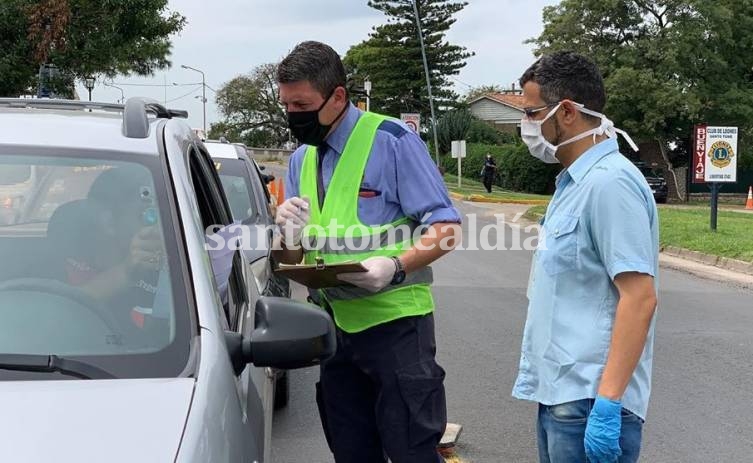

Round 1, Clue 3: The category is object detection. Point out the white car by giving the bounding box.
[0,98,334,462]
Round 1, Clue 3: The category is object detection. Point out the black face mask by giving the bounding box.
[287,89,347,147]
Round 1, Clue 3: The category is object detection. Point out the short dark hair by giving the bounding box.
[277,41,347,97]
[519,51,606,114]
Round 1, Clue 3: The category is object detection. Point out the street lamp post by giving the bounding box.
[364,79,372,112]
[84,76,95,102]
[181,64,207,134]
[103,81,124,104]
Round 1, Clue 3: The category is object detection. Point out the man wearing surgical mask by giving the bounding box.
[512,52,659,463]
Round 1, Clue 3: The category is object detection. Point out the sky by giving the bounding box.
[77,0,559,131]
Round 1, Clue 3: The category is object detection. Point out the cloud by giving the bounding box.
[80,0,558,131]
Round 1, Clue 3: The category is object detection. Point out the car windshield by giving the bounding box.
[0,152,192,380]
[639,166,662,178]
[216,158,258,223]
[0,165,31,185]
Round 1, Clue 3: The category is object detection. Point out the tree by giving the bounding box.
[530,0,753,197]
[213,63,288,148]
[344,0,473,121]
[0,0,185,97]
[464,84,505,103]
[436,109,472,154]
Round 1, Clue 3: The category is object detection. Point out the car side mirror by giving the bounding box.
[225,297,335,374]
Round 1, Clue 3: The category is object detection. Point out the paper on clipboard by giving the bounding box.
[274,258,367,289]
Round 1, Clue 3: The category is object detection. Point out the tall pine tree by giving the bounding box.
[344,0,473,121]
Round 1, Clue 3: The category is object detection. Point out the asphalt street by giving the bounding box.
[270,184,753,462]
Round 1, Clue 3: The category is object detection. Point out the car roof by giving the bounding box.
[0,99,189,156]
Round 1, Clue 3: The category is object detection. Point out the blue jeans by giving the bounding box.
[537,399,643,463]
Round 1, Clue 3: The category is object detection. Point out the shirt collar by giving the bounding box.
[324,103,361,155]
[565,137,619,184]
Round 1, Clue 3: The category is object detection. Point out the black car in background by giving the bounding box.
[634,162,668,203]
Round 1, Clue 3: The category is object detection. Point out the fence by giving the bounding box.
[245,147,294,163]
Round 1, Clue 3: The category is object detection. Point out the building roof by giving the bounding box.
[468,92,525,111]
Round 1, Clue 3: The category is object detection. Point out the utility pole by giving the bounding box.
[412,0,440,166]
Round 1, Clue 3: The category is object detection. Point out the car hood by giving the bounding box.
[0,378,195,462]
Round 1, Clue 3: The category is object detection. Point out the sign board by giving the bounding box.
[703,126,738,183]
[692,124,707,184]
[400,113,420,133]
[451,140,466,159]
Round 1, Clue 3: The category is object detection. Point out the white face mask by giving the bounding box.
[520,102,638,164]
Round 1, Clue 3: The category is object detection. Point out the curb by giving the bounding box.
[449,191,549,205]
[661,246,753,276]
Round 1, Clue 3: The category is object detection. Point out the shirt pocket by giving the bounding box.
[539,213,579,276]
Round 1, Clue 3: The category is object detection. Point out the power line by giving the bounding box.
[165,87,203,104]
[450,76,474,88]
[110,82,203,87]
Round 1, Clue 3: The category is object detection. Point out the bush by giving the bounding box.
[440,142,560,194]
[466,119,518,145]
[436,109,473,155]
[739,150,753,171]
[440,143,509,181]
[498,143,561,194]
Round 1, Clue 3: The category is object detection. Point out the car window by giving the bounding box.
[216,158,259,224]
[0,154,192,380]
[190,147,248,332]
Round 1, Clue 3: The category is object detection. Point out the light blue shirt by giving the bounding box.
[285,104,460,226]
[512,138,659,420]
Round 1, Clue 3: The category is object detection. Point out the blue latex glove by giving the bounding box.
[584,396,622,463]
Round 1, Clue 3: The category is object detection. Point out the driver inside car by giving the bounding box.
[48,165,236,334]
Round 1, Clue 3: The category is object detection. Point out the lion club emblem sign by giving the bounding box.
[708,140,735,169]
[701,126,738,183]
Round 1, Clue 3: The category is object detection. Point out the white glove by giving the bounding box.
[275,196,310,246]
[337,256,397,293]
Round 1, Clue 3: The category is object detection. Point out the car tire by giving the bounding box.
[274,370,289,410]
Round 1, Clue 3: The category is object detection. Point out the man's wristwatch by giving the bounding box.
[390,256,406,285]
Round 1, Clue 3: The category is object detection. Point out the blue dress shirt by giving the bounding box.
[513,138,659,420]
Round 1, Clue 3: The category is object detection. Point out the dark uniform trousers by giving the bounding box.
[315,310,447,463]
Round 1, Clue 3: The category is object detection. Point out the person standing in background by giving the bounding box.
[481,153,497,193]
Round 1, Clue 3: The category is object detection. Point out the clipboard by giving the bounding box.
[273,257,367,289]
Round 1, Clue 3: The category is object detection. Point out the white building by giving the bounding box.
[468,92,525,134]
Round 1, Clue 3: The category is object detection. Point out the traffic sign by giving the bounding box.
[400,113,420,133]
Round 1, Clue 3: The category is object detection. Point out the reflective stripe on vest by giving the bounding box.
[299,111,434,333]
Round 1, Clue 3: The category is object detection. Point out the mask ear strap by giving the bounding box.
[579,106,640,152]
[614,128,639,152]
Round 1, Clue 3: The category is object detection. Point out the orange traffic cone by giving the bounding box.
[277,178,286,205]
[746,186,753,210]
[268,177,277,204]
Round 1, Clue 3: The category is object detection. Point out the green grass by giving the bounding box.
[659,208,753,262]
[523,204,547,221]
[444,174,551,202]
[523,203,753,262]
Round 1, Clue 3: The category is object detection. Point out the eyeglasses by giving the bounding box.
[523,103,558,119]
